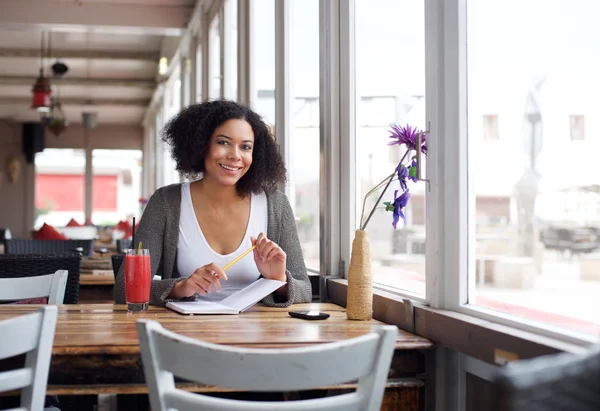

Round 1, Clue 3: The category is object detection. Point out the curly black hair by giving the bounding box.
[162,100,287,197]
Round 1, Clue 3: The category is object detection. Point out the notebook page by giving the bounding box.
[220,278,287,312]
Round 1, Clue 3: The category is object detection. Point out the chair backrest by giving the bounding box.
[0,306,58,410]
[494,345,600,411]
[136,320,397,411]
[4,239,95,257]
[116,238,131,254]
[111,254,125,279]
[0,270,68,304]
[0,253,82,304]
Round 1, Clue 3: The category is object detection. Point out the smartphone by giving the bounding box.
[288,310,330,320]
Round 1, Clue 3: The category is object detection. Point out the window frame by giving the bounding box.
[432,0,596,346]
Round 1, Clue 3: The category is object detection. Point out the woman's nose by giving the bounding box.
[228,146,241,160]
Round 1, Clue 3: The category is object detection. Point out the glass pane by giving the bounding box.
[195,43,203,102]
[163,72,181,186]
[290,0,320,271]
[224,0,238,100]
[468,0,600,336]
[355,0,426,296]
[91,149,143,227]
[35,149,86,228]
[209,15,221,99]
[252,0,275,126]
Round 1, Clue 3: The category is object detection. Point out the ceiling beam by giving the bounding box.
[0,97,149,107]
[0,48,159,62]
[0,0,192,35]
[0,76,156,89]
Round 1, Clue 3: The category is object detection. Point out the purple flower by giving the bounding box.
[396,163,408,191]
[392,189,411,229]
[388,124,427,154]
[408,159,417,182]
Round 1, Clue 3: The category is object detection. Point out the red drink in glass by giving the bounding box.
[125,249,151,311]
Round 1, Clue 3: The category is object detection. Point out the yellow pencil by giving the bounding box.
[222,245,256,271]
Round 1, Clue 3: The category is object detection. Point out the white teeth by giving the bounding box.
[220,164,238,171]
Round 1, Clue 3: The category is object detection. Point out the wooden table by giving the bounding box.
[78,272,114,303]
[0,303,433,410]
[81,256,113,272]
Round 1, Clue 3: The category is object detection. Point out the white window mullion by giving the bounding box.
[339,0,356,272]
[274,0,292,198]
[425,0,444,307]
[201,5,210,101]
[219,9,225,99]
[237,0,252,105]
[426,0,468,310]
[319,0,342,295]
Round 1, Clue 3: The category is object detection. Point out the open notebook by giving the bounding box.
[166,278,287,315]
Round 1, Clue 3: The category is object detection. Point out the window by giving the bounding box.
[358,97,397,127]
[251,0,275,126]
[162,69,181,186]
[289,0,320,271]
[355,0,426,297]
[482,114,499,141]
[223,0,238,100]
[34,149,85,228]
[195,42,203,102]
[91,149,143,226]
[208,13,222,99]
[467,0,600,337]
[570,115,585,141]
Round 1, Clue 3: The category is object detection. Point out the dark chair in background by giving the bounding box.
[0,253,83,304]
[494,345,600,411]
[4,239,95,257]
[116,238,132,254]
[111,254,125,279]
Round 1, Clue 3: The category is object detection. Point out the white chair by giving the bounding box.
[0,270,68,305]
[0,306,58,410]
[136,320,398,411]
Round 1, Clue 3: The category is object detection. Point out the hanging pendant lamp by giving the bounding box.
[47,100,69,137]
[31,31,51,112]
[82,100,98,129]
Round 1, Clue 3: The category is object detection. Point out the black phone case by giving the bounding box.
[288,311,330,320]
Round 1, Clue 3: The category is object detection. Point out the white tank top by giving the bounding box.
[177,182,268,301]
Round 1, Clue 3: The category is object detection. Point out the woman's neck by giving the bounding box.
[192,177,241,206]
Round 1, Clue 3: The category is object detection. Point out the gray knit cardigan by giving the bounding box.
[113,183,312,307]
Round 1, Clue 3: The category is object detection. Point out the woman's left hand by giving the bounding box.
[251,233,287,282]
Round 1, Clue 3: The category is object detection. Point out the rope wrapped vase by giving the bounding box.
[346,229,373,320]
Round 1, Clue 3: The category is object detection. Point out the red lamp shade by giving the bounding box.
[31,69,51,112]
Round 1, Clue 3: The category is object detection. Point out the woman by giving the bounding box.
[114,100,312,307]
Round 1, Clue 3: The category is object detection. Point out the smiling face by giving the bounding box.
[203,118,255,187]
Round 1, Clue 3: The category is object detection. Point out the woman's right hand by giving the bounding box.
[169,263,228,299]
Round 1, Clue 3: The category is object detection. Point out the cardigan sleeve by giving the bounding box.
[113,188,184,306]
[261,192,312,307]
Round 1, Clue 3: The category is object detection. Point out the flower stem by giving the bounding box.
[360,174,395,230]
[359,172,395,230]
[359,150,410,231]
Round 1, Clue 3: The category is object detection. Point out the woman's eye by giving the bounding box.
[242,144,253,150]
[217,140,229,146]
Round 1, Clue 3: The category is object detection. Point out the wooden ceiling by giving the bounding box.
[0,0,196,125]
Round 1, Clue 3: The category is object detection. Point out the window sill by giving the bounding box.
[327,278,590,365]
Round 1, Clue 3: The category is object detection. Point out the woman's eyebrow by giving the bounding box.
[215,134,253,143]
